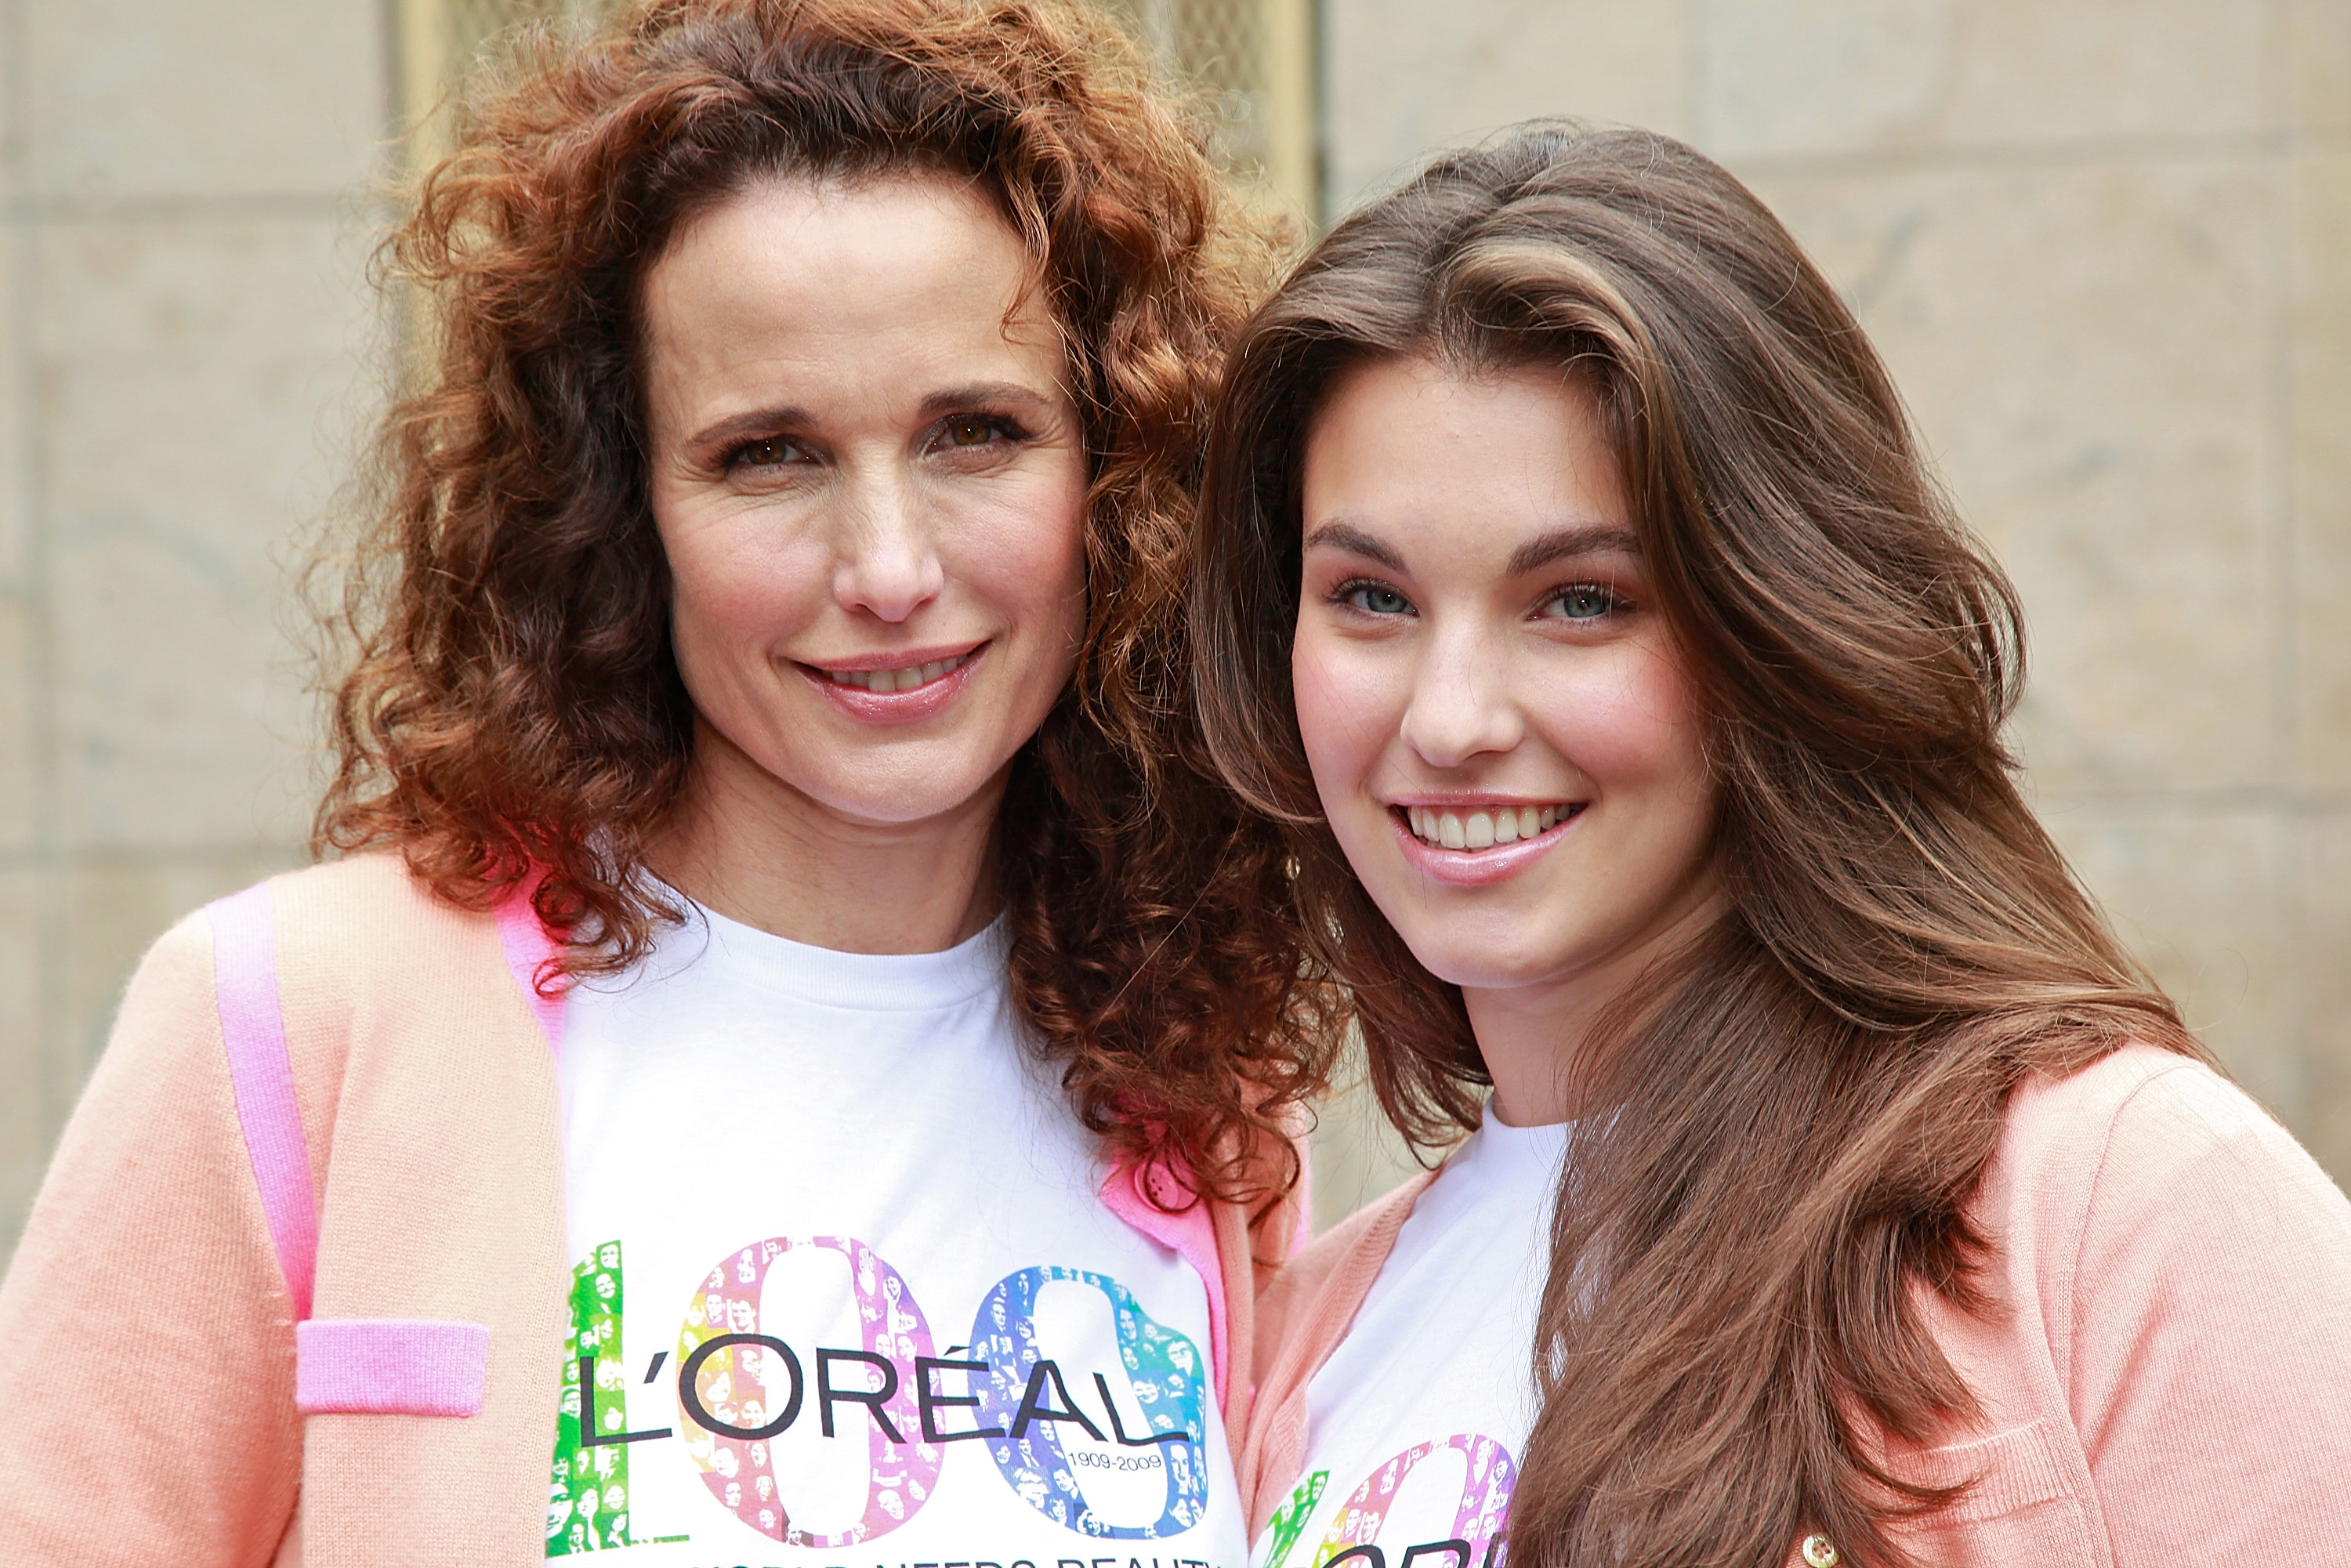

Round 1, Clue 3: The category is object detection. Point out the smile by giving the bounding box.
[1400,802,1581,852]
[814,651,976,693]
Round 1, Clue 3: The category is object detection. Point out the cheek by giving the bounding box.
[660,510,828,653]
[1015,481,1092,602]
[1543,643,1712,812]
[1290,625,1408,795]
[954,465,1089,632]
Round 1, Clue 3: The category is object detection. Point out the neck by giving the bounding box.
[647,721,1005,955]
[1462,885,1725,1127]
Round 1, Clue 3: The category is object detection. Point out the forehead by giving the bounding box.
[639,172,1060,407]
[1302,356,1632,560]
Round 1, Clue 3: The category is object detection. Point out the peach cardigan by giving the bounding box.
[1240,1045,2351,1567]
[0,854,1302,1568]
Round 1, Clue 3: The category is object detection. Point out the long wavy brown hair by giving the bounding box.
[1194,123,2201,1563]
[319,0,1327,1202]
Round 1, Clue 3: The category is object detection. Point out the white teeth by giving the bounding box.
[824,653,969,692]
[1403,803,1574,851]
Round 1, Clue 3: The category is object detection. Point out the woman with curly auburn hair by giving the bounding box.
[0,2,1326,1563]
[1197,123,2351,1568]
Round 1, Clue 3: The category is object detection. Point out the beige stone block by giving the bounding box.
[2291,0,2351,135]
[1324,0,1694,215]
[0,226,27,862]
[1751,160,2277,795]
[2297,808,2351,1184]
[49,531,317,850]
[2292,151,2351,788]
[0,596,34,858]
[1696,0,2266,160]
[0,869,42,1268]
[2039,795,2299,1116]
[38,219,377,850]
[0,230,24,590]
[25,0,386,199]
[45,851,300,1121]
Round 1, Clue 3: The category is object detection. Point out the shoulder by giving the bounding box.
[263,849,482,936]
[1990,1042,2346,1255]
[1975,1041,2351,1438]
[234,852,516,999]
[110,854,441,1016]
[190,855,532,1104]
[2001,1041,2256,1161]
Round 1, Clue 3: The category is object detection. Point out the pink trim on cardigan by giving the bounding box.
[1099,1157,1228,1408]
[493,881,565,1054]
[295,1318,492,1416]
[205,882,318,1322]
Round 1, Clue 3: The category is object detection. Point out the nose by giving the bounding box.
[831,468,944,623]
[1397,621,1523,769]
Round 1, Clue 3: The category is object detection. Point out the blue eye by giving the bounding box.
[1342,584,1412,615]
[1546,585,1617,621]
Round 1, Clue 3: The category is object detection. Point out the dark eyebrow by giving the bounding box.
[686,404,813,456]
[1301,520,1406,570]
[1505,524,1641,578]
[915,380,1059,422]
[685,381,1060,457]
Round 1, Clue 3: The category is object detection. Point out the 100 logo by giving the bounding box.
[552,1237,1210,1554]
[1259,1435,1516,1568]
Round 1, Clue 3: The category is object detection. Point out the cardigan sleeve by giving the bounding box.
[2063,1063,2351,1561]
[0,910,302,1567]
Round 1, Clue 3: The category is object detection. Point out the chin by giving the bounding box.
[1384,919,1569,994]
[1410,950,1564,993]
[809,771,1002,827]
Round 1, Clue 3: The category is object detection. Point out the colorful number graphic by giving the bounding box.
[1313,1434,1516,1568]
[1258,1468,1331,1568]
[969,1266,1208,1539]
[549,1240,636,1555]
[674,1236,946,1546]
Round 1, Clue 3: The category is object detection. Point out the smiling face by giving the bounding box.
[640,173,1089,836]
[1291,356,1721,1063]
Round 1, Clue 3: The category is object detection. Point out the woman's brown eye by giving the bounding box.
[947,417,994,447]
[741,439,792,466]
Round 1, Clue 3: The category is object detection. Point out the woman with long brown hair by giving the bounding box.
[1196,123,2351,1567]
[0,2,1320,1563]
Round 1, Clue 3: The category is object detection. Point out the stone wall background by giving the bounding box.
[0,0,386,1257]
[1,0,2345,1251]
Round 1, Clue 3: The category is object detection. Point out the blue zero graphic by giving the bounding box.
[969,1265,1208,1538]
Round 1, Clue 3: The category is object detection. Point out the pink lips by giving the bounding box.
[1389,803,1581,886]
[800,643,987,725]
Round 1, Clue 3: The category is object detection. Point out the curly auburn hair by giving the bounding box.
[319,0,1329,1203]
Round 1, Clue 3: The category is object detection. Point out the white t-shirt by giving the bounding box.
[1251,1112,1567,1568]
[549,904,1244,1568]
